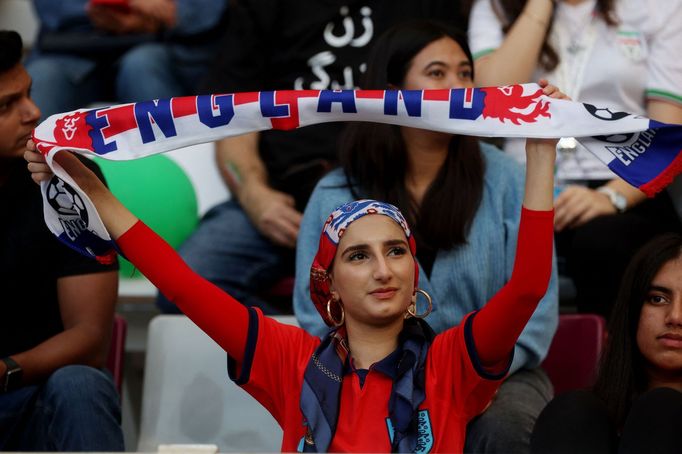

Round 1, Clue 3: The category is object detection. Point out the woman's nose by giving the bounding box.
[372,256,392,282]
[665,297,682,326]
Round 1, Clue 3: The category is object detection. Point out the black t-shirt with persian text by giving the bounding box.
[202,0,466,209]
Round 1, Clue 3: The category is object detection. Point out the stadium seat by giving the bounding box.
[137,315,298,452]
[542,314,606,396]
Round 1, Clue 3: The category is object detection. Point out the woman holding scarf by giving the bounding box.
[24,80,562,451]
[293,20,559,453]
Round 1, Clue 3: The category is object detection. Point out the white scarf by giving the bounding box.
[32,84,682,262]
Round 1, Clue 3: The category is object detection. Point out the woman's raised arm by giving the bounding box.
[25,145,250,359]
[469,81,563,370]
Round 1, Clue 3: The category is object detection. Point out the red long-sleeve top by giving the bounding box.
[116,207,554,451]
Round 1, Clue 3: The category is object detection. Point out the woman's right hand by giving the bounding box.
[25,140,138,240]
[25,140,107,196]
[24,141,53,184]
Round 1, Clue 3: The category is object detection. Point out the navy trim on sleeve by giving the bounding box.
[227,307,260,385]
[463,311,514,381]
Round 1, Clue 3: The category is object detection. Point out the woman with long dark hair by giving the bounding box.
[294,20,559,453]
[467,0,682,317]
[531,233,682,453]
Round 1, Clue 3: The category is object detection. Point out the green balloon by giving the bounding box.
[94,155,199,278]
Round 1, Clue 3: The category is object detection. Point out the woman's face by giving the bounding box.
[401,36,474,90]
[328,215,415,328]
[637,256,682,382]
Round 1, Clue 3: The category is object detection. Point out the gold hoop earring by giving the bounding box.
[407,288,433,319]
[326,298,345,327]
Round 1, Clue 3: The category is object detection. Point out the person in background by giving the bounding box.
[466,0,682,316]
[0,31,123,451]
[294,21,559,454]
[156,0,470,315]
[26,0,228,119]
[531,233,682,454]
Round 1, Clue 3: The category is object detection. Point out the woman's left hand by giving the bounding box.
[522,80,569,211]
[526,79,571,150]
[538,78,570,101]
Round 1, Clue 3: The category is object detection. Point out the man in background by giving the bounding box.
[0,30,124,451]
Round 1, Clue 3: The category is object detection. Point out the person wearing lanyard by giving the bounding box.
[466,0,682,318]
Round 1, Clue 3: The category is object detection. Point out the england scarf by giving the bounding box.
[31,83,682,263]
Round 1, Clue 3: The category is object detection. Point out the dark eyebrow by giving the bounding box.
[425,61,448,69]
[341,243,369,256]
[424,61,452,72]
[0,93,20,107]
[0,76,33,102]
[340,238,408,257]
[424,60,471,70]
[649,285,672,295]
[0,85,26,104]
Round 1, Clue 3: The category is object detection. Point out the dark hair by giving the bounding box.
[339,20,484,252]
[593,233,682,426]
[0,31,23,73]
[461,0,617,72]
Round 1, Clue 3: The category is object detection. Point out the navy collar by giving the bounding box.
[346,344,404,386]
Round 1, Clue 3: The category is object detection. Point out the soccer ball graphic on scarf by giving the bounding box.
[46,177,89,223]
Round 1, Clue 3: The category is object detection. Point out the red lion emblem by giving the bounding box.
[54,112,93,148]
[481,85,550,125]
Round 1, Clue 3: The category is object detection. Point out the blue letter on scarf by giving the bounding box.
[384,90,422,117]
[134,99,177,144]
[86,110,118,154]
[198,95,235,127]
[449,88,485,120]
[260,92,289,118]
[317,90,358,113]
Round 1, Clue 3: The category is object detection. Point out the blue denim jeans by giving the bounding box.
[0,365,124,451]
[156,200,295,314]
[26,54,108,120]
[26,43,207,120]
[118,42,218,103]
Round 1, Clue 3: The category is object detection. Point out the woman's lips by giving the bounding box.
[370,288,398,300]
[658,333,682,348]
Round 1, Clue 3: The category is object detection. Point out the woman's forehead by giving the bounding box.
[338,214,407,246]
